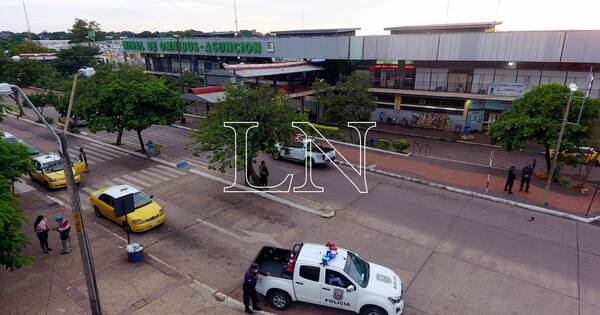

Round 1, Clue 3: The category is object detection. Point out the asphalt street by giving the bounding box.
[3,117,600,315]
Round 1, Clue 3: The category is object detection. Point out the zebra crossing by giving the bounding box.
[93,126,211,167]
[67,140,130,165]
[48,164,185,208]
[95,126,192,150]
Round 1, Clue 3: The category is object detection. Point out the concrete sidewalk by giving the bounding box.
[0,189,245,315]
[332,141,600,217]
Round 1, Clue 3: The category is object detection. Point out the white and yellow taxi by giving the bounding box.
[89,185,166,232]
[29,153,83,189]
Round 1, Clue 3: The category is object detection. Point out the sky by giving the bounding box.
[2,0,600,35]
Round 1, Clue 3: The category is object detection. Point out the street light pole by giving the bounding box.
[543,84,577,205]
[1,83,102,315]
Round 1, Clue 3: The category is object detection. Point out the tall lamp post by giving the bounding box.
[543,83,578,205]
[0,69,102,315]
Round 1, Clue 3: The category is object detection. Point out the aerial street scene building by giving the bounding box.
[1,1,600,315]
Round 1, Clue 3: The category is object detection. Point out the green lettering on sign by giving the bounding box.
[123,41,145,51]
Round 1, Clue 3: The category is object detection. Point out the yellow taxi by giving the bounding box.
[29,153,83,189]
[550,147,600,164]
[89,185,166,232]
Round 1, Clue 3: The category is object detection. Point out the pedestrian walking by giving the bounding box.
[259,161,269,187]
[378,111,384,123]
[243,263,261,314]
[34,215,52,254]
[504,165,517,194]
[519,163,533,193]
[54,215,72,254]
[79,147,89,173]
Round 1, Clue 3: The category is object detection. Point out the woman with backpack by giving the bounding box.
[34,215,52,254]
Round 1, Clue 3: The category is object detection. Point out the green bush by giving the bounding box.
[336,133,349,142]
[312,123,339,138]
[392,139,410,153]
[377,139,391,150]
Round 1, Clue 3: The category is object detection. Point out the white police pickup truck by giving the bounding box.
[273,136,336,166]
[252,242,404,315]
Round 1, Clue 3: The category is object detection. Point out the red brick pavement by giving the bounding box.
[334,143,600,217]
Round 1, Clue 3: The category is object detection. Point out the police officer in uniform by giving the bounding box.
[243,263,262,314]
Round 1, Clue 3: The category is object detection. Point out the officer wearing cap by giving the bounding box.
[243,263,262,314]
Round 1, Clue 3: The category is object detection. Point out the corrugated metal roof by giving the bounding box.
[271,28,360,35]
[234,64,323,77]
[384,21,501,31]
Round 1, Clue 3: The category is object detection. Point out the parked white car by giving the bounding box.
[253,242,404,315]
[273,136,336,166]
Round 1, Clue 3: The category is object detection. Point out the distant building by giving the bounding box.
[122,22,600,130]
[35,39,71,50]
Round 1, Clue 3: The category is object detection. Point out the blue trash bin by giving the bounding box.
[127,243,144,263]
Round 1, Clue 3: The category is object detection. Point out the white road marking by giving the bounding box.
[84,142,128,157]
[138,169,170,182]
[120,174,152,187]
[155,164,185,175]
[81,186,95,194]
[111,178,141,190]
[195,219,282,247]
[128,171,162,185]
[147,167,179,179]
[47,195,65,206]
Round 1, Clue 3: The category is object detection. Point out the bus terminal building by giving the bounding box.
[122,23,600,132]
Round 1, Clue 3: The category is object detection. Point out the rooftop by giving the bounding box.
[271,27,360,36]
[297,243,348,270]
[384,21,502,32]
[34,153,61,164]
[102,185,141,199]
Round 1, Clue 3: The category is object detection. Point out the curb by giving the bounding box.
[335,160,600,223]
[92,220,275,314]
[10,115,331,218]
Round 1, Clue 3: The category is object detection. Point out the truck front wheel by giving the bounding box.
[268,290,291,311]
[360,305,388,315]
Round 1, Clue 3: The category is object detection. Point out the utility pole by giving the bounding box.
[543,84,577,205]
[577,67,594,124]
[3,83,102,315]
[22,1,31,41]
[233,0,239,33]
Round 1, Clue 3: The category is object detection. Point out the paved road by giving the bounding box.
[3,118,600,315]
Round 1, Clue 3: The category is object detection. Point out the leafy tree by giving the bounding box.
[0,60,61,88]
[0,123,34,270]
[27,92,65,116]
[191,85,305,185]
[77,65,182,151]
[490,84,600,177]
[53,45,100,76]
[8,41,53,56]
[68,18,103,43]
[316,71,375,125]
[163,72,204,92]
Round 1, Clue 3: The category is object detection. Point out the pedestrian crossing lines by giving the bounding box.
[48,165,185,208]
[95,126,191,150]
[67,141,129,166]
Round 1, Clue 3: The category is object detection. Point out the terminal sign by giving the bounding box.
[123,40,263,55]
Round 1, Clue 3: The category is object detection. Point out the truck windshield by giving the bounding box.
[344,252,370,288]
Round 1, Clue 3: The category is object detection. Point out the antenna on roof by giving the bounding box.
[23,1,31,41]
[233,0,239,33]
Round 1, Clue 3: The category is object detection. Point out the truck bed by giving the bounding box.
[254,246,293,279]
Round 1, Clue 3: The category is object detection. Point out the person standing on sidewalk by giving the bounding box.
[79,147,89,173]
[34,215,52,254]
[259,161,269,187]
[146,140,154,158]
[504,166,517,194]
[519,164,533,193]
[243,263,262,314]
[54,215,72,254]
